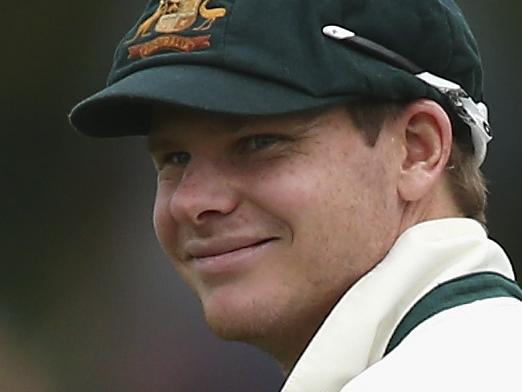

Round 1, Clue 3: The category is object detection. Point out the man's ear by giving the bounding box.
[396,100,453,202]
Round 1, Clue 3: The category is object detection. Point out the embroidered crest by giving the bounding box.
[127,0,227,58]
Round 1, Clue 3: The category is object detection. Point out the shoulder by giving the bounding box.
[342,297,522,392]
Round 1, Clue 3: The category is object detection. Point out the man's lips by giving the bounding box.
[184,237,277,261]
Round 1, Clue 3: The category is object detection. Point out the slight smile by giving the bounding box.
[185,237,278,275]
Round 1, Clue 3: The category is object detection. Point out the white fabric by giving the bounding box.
[281,218,520,392]
[416,71,492,166]
[344,297,522,391]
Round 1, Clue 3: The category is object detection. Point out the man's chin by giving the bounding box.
[199,294,282,345]
[203,307,267,343]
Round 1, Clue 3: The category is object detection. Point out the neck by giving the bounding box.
[398,180,463,234]
[246,294,349,376]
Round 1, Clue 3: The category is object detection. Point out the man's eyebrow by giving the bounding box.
[146,110,325,152]
[240,111,325,135]
[146,135,177,153]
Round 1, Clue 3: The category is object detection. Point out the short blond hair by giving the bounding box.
[346,100,488,225]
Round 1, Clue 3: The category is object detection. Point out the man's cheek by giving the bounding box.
[152,199,173,251]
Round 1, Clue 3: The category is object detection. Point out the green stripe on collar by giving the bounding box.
[385,272,522,356]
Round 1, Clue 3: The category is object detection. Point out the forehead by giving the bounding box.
[147,105,342,147]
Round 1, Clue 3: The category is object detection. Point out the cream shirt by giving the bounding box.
[281,218,522,392]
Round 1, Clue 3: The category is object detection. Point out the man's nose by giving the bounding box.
[168,159,239,226]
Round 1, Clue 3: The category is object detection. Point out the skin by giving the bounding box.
[148,100,459,373]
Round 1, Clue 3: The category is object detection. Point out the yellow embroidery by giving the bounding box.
[129,0,182,42]
[128,0,227,42]
[194,0,228,31]
[156,0,203,33]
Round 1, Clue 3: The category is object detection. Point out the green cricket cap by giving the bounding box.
[70,0,485,140]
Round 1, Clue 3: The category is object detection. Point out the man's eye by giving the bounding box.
[240,134,283,152]
[165,151,191,166]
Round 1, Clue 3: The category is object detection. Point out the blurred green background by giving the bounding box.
[2,1,521,391]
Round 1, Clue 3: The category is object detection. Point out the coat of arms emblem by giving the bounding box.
[130,0,227,41]
[126,0,227,58]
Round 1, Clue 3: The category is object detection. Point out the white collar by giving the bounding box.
[281,218,514,392]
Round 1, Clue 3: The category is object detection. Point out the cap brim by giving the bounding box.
[69,64,351,137]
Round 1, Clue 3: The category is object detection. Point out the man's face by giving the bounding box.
[149,105,403,352]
